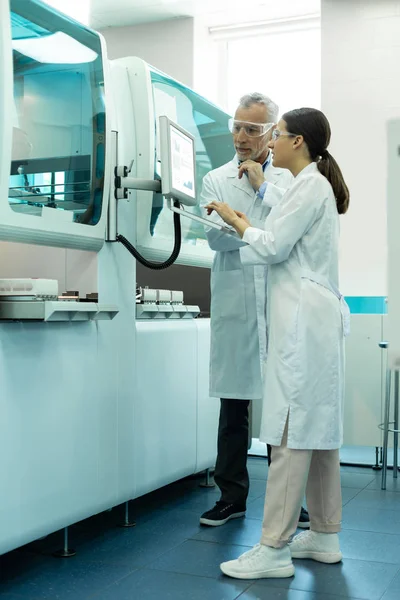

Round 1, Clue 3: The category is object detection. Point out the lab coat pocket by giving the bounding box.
[211,269,247,321]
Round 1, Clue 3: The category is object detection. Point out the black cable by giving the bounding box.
[116,199,182,270]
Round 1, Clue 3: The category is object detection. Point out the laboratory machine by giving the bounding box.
[0,0,233,556]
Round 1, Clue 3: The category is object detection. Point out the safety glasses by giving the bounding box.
[271,130,297,141]
[228,119,275,138]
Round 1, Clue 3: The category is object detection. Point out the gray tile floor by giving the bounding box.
[1,458,399,599]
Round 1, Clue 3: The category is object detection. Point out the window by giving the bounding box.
[214,16,321,118]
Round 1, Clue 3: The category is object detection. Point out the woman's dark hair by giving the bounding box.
[282,108,349,214]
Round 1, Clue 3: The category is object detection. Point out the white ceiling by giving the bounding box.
[41,0,320,29]
[87,0,320,29]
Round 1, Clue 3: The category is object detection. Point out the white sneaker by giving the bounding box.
[289,531,342,564]
[220,544,295,579]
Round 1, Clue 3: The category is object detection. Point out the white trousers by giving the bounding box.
[261,420,342,548]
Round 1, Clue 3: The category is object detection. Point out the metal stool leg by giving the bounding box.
[53,527,76,558]
[199,468,215,488]
[394,371,399,479]
[372,446,382,470]
[120,501,136,528]
[382,368,392,490]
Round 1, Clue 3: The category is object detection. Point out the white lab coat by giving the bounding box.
[240,162,348,449]
[201,156,293,400]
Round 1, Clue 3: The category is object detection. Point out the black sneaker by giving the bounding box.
[298,506,310,529]
[200,501,246,527]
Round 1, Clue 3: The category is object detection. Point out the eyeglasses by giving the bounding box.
[228,119,274,138]
[271,130,297,141]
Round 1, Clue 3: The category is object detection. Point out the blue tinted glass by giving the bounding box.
[150,70,234,244]
[9,0,105,225]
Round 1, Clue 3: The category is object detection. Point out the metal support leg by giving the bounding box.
[120,501,136,528]
[394,371,399,479]
[53,527,76,558]
[200,468,216,488]
[382,368,392,490]
[372,446,382,470]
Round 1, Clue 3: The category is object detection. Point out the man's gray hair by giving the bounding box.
[238,92,279,122]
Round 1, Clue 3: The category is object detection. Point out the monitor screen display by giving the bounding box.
[170,125,195,200]
[159,115,196,206]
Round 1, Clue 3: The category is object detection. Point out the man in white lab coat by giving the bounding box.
[199,93,309,527]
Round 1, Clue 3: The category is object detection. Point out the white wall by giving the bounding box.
[99,18,194,87]
[322,0,400,296]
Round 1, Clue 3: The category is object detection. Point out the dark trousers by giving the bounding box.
[214,398,272,507]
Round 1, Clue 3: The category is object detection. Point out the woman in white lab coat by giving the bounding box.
[205,107,350,580]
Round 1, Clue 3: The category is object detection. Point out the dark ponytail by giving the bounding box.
[318,151,349,215]
[282,108,350,214]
